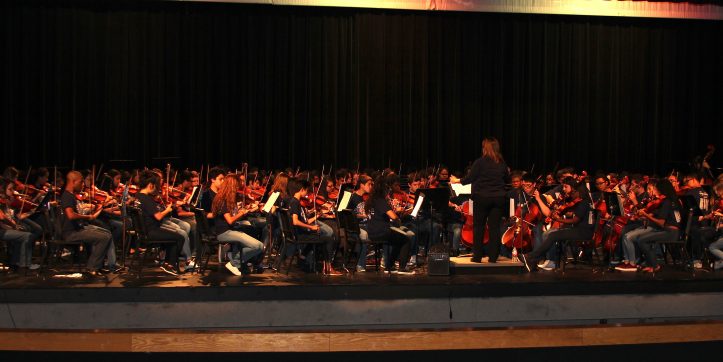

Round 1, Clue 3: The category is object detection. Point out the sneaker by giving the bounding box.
[540,261,557,271]
[356,265,366,272]
[27,264,40,270]
[538,260,554,269]
[408,255,417,266]
[160,263,179,276]
[225,262,241,276]
[693,260,703,269]
[397,268,415,275]
[184,259,197,272]
[614,262,637,272]
[714,260,723,270]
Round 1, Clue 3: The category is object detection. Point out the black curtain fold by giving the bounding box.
[1,0,721,175]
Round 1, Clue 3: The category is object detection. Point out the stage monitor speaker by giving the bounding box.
[427,244,449,276]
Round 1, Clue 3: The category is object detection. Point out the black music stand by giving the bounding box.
[414,188,451,248]
[604,192,624,217]
[602,192,625,271]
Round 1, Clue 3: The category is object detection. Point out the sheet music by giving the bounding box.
[411,194,424,218]
[262,191,280,213]
[337,191,352,211]
[451,183,471,196]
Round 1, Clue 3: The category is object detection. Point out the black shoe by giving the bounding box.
[254,264,265,274]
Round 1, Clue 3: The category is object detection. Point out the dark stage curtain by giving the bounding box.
[1,1,721,175]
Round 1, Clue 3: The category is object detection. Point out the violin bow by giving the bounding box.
[18,166,32,214]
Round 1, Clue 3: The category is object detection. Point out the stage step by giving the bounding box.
[449,255,525,274]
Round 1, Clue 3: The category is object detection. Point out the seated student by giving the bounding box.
[520,178,595,272]
[135,171,184,276]
[59,171,114,277]
[615,179,682,273]
[287,179,339,275]
[365,175,415,275]
[212,174,264,276]
[348,175,373,272]
[705,182,723,270]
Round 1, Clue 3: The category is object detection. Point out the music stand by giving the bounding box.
[414,188,451,249]
[604,192,624,217]
[32,191,54,214]
[679,195,702,217]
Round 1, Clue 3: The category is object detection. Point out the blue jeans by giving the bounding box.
[217,230,264,268]
[162,217,191,259]
[621,226,655,265]
[710,236,723,261]
[0,229,31,266]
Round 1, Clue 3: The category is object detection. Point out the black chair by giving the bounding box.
[336,209,361,272]
[192,207,223,275]
[275,208,327,274]
[127,207,180,278]
[41,204,85,273]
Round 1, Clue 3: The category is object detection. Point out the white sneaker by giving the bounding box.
[540,260,557,271]
[28,264,40,270]
[408,255,417,266]
[537,259,548,267]
[225,262,241,276]
[185,260,197,271]
[356,265,366,272]
[693,260,703,269]
[397,269,415,275]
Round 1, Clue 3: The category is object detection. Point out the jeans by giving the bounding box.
[620,226,655,264]
[709,236,723,261]
[162,217,191,259]
[448,222,462,253]
[217,230,264,267]
[18,218,42,267]
[0,229,31,266]
[64,225,113,270]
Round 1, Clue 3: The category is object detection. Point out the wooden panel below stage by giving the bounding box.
[2,322,723,352]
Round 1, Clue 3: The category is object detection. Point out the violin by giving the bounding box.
[546,197,583,229]
[10,192,40,213]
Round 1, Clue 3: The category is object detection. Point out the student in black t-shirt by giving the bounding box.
[59,171,113,277]
[287,179,339,275]
[349,175,372,271]
[632,179,682,273]
[521,178,594,272]
[212,174,264,276]
[364,175,414,274]
[199,167,226,222]
[135,171,184,276]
